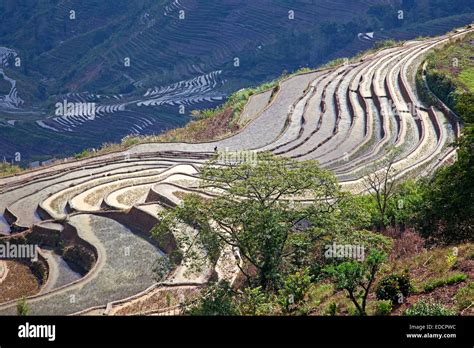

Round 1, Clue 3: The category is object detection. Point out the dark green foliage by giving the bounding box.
[62,245,96,275]
[26,230,61,248]
[417,126,474,244]
[456,93,474,123]
[326,301,338,316]
[357,178,424,230]
[236,286,275,315]
[425,70,457,109]
[185,281,238,316]
[415,37,474,244]
[29,260,48,285]
[387,180,424,228]
[375,272,411,304]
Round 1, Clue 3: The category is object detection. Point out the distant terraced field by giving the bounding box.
[1,0,473,162]
[0,26,472,315]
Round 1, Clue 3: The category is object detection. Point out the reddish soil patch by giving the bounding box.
[194,108,239,141]
[391,282,469,315]
[157,107,240,143]
[0,260,40,304]
[180,107,240,142]
[391,257,473,316]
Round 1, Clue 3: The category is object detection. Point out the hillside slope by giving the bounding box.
[0,26,472,315]
[1,0,474,162]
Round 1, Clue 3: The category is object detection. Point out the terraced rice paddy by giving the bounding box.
[0,215,163,315]
[0,27,471,315]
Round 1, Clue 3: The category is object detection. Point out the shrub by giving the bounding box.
[237,286,275,315]
[373,300,393,316]
[455,93,474,123]
[0,162,22,177]
[121,135,140,147]
[416,113,473,244]
[186,281,238,316]
[425,69,456,109]
[63,245,96,274]
[423,273,467,293]
[324,249,387,316]
[74,149,91,159]
[278,267,313,313]
[17,297,29,316]
[30,260,48,285]
[26,229,61,248]
[404,299,456,316]
[376,272,411,304]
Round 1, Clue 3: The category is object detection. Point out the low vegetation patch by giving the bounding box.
[0,162,22,177]
[422,273,467,293]
[404,299,456,316]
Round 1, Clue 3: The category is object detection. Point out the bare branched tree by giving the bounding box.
[362,147,402,230]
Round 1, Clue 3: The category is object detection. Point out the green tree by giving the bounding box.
[386,179,424,229]
[153,152,341,289]
[324,249,387,316]
[418,126,473,244]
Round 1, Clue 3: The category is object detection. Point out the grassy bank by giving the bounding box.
[422,31,474,113]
